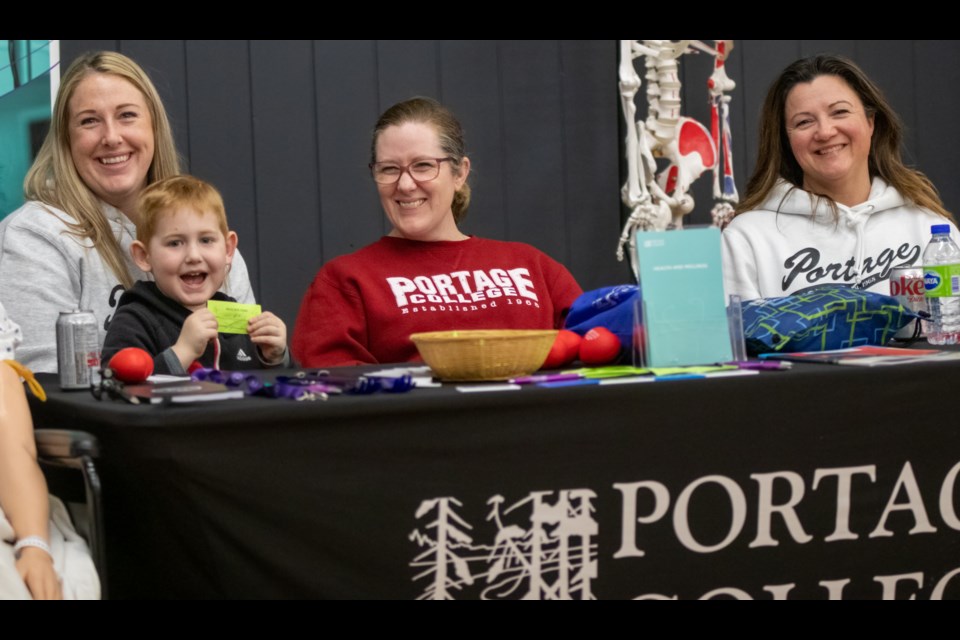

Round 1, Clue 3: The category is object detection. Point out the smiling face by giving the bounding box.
[68,72,155,215]
[374,122,470,242]
[131,208,238,311]
[785,74,875,204]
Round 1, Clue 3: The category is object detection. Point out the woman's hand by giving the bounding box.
[16,546,62,600]
[173,309,219,369]
[249,312,288,365]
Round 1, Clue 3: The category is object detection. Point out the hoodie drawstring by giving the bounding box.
[843,203,875,288]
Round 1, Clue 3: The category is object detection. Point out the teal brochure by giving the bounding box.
[634,226,732,367]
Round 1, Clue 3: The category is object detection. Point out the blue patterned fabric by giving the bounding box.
[742,286,920,354]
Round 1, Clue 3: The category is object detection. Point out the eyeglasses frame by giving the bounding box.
[368,157,456,185]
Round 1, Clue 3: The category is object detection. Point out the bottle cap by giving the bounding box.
[931,224,951,235]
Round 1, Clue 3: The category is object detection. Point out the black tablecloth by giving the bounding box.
[28,360,960,599]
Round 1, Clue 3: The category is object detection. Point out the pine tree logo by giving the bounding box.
[409,497,475,600]
[410,490,598,600]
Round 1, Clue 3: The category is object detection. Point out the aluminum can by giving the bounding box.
[56,310,100,390]
[889,266,928,339]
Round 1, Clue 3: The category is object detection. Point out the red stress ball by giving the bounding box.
[108,347,154,383]
[579,327,621,365]
[541,329,583,369]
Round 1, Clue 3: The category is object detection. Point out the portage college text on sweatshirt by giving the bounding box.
[721,178,958,301]
[292,236,583,366]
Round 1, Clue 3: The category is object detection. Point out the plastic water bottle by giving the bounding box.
[922,224,960,345]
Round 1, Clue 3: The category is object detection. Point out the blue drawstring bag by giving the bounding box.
[564,285,639,350]
[742,286,921,354]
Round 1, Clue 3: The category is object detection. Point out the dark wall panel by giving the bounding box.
[313,40,382,261]
[498,41,567,260]
[800,40,857,59]
[62,41,119,60]
[377,40,440,115]
[559,40,627,287]
[249,40,321,326]
[915,40,960,218]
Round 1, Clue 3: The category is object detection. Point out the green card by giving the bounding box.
[208,300,261,334]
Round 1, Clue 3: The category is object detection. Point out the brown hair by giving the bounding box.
[24,51,182,288]
[371,97,471,223]
[136,175,229,244]
[737,54,953,221]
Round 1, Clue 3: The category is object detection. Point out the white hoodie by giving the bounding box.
[721,178,958,301]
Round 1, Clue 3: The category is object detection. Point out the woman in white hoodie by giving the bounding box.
[722,54,956,301]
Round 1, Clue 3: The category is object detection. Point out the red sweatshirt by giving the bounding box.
[292,236,583,366]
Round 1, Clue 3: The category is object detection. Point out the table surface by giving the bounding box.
[29,357,960,600]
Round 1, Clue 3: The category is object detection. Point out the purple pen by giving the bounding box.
[730,360,792,371]
[509,372,584,384]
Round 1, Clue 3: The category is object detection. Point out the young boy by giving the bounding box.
[102,176,288,375]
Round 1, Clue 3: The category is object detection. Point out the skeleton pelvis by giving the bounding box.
[657,117,717,195]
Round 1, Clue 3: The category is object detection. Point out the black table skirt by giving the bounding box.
[28,360,960,599]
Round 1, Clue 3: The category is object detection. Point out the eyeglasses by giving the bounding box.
[369,157,454,185]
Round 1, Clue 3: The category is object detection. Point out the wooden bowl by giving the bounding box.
[410,329,558,381]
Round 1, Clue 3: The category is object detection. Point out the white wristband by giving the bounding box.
[13,535,51,560]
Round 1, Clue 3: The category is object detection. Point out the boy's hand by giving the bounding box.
[173,309,219,369]
[249,312,288,365]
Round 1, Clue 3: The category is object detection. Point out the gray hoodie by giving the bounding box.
[0,200,255,373]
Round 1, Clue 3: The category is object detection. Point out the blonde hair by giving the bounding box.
[371,97,472,223]
[136,175,229,244]
[24,51,182,288]
[737,54,953,222]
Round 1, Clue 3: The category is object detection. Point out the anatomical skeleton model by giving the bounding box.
[617,40,739,278]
